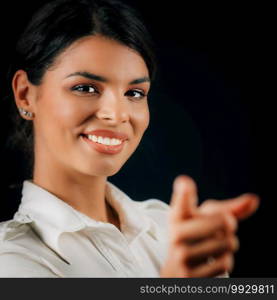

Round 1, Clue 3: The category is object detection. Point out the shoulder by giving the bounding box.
[0,220,57,277]
[133,198,170,233]
[135,198,170,216]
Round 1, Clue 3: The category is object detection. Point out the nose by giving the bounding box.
[95,91,129,125]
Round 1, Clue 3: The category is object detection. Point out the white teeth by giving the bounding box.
[103,137,110,146]
[87,135,122,146]
[111,138,121,145]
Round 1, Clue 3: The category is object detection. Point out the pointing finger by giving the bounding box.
[199,193,260,220]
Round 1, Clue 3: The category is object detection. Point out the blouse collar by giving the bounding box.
[13,180,158,253]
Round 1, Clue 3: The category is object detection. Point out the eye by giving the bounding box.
[125,89,146,100]
[71,84,98,94]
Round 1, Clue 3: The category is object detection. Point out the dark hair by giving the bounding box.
[6,0,157,176]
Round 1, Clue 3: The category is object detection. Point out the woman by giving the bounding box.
[0,0,259,277]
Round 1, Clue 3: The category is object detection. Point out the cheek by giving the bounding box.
[37,89,91,131]
[134,105,150,132]
[127,105,149,150]
[51,101,81,128]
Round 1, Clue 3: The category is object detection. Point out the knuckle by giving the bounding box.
[221,213,237,232]
[234,237,240,251]
[205,199,217,206]
[230,236,240,252]
[224,236,235,250]
[218,239,229,252]
[199,199,217,214]
[223,235,239,252]
[222,254,234,271]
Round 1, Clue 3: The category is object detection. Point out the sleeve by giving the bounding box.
[0,253,58,278]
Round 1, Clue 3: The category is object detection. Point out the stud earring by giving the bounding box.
[18,107,34,118]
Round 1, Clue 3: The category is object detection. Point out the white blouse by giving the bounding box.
[0,180,170,277]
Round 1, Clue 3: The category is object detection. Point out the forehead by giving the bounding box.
[48,35,149,81]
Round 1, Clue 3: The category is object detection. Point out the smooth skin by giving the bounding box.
[12,34,259,277]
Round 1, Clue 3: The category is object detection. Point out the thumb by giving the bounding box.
[169,175,198,223]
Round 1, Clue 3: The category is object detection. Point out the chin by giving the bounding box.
[71,143,137,177]
[76,161,124,177]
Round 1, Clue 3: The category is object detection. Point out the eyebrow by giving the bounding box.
[65,71,151,85]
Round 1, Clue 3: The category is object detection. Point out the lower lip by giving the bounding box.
[81,135,125,155]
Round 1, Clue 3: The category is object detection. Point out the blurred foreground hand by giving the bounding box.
[160,175,259,277]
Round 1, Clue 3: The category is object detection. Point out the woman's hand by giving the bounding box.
[160,175,259,277]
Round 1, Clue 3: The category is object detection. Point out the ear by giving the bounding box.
[12,70,37,120]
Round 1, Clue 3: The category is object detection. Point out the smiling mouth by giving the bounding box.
[80,134,126,155]
[80,134,124,146]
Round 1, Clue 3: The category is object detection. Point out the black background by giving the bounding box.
[0,1,275,277]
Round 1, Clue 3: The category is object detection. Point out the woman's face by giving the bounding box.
[31,35,150,177]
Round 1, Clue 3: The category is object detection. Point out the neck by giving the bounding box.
[33,155,120,229]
